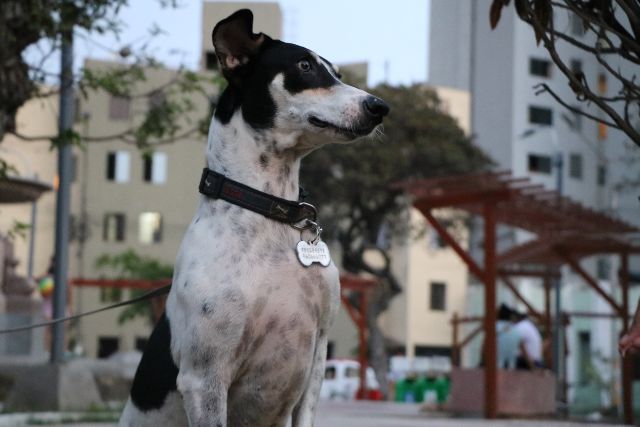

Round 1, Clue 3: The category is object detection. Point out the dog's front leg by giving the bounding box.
[177,368,228,427]
[291,332,328,427]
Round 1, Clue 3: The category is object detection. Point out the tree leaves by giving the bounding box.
[302,83,492,245]
[490,0,509,29]
[95,249,173,325]
[491,0,553,45]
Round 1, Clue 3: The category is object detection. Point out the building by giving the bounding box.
[327,86,473,363]
[69,2,284,358]
[428,0,639,408]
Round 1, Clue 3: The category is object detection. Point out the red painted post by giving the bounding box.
[543,276,553,370]
[357,292,368,400]
[452,312,460,367]
[483,203,498,419]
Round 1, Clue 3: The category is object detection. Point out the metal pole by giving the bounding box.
[51,19,74,363]
[552,151,564,407]
[27,198,37,279]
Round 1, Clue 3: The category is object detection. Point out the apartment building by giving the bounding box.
[71,1,283,358]
[429,0,638,405]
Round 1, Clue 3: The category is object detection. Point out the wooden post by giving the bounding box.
[621,252,633,425]
[357,291,368,400]
[543,276,553,370]
[452,312,460,367]
[483,203,498,419]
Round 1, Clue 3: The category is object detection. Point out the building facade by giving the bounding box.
[429,0,639,408]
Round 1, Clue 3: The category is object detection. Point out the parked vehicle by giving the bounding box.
[319,359,382,400]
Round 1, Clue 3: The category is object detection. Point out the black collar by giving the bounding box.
[198,168,316,225]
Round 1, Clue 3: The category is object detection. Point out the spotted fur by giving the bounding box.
[119,9,388,427]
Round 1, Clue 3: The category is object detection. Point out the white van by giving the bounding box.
[319,359,381,400]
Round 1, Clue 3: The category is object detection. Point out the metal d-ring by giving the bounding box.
[290,202,318,231]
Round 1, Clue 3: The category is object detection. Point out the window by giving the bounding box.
[429,230,447,249]
[205,51,219,71]
[109,95,131,120]
[529,58,551,77]
[106,151,131,183]
[345,367,360,378]
[429,282,446,311]
[324,366,336,380]
[143,152,168,184]
[598,73,607,95]
[569,153,583,179]
[103,213,126,242]
[327,341,335,360]
[577,331,591,385]
[528,106,553,125]
[570,59,583,74]
[571,107,583,131]
[97,336,120,359]
[596,257,611,280]
[570,12,585,36]
[528,154,552,174]
[597,165,606,186]
[139,212,163,244]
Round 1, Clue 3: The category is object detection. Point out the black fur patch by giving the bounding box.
[130,312,179,411]
[213,39,339,130]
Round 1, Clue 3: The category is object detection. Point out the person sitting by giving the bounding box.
[513,311,544,370]
[620,298,640,356]
[496,303,520,369]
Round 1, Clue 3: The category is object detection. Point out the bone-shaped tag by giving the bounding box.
[296,240,331,267]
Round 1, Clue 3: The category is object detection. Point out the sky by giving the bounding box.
[63,0,430,87]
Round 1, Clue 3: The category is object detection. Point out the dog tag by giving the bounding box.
[296,240,331,267]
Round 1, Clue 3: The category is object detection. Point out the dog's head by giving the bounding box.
[211,9,389,150]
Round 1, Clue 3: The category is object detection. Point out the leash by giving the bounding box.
[0,284,172,334]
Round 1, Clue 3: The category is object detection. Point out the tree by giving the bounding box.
[94,249,173,324]
[0,1,217,168]
[302,83,492,396]
[490,0,640,147]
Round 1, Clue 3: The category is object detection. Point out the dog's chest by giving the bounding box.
[171,208,340,343]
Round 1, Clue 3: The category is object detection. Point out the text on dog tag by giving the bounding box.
[296,240,331,267]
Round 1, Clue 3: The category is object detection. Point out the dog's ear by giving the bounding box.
[212,9,267,82]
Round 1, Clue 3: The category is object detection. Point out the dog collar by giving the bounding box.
[198,168,317,226]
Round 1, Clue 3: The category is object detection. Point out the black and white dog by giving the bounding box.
[119,9,388,427]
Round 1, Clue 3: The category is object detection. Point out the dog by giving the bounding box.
[119,9,388,427]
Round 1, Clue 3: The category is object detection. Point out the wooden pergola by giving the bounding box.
[72,272,378,398]
[398,170,640,422]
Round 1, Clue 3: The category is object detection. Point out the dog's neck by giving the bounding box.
[205,114,302,202]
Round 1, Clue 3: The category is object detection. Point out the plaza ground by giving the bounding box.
[0,401,630,427]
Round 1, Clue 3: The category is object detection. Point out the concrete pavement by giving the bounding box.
[0,400,630,426]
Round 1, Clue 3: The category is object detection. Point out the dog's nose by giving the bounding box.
[363,96,390,119]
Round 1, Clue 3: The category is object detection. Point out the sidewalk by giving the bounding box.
[0,401,631,426]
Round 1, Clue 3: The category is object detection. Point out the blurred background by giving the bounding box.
[0,0,639,425]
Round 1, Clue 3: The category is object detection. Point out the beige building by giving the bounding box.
[71,1,283,358]
[327,86,472,362]
[0,93,80,282]
[1,2,473,363]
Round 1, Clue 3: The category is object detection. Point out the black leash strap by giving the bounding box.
[198,168,316,225]
[0,284,172,335]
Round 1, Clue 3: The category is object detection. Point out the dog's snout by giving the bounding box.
[363,96,390,119]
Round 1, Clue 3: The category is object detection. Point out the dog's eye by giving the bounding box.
[297,59,312,72]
